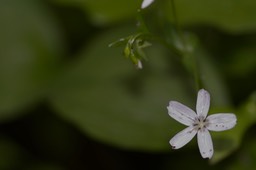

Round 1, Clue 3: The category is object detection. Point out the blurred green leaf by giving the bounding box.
[226,45,256,77]
[53,0,256,32]
[226,127,256,170]
[25,163,65,170]
[196,48,231,107]
[0,0,64,121]
[49,25,193,151]
[173,0,256,33]
[52,0,141,25]
[0,136,29,169]
[49,24,231,151]
[210,92,256,163]
[0,135,65,170]
[170,31,231,107]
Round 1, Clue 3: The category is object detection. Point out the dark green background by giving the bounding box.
[0,0,256,169]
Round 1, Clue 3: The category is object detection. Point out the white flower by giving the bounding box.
[167,89,237,159]
[136,60,143,69]
[141,0,154,9]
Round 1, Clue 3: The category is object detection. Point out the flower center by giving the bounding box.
[193,116,207,130]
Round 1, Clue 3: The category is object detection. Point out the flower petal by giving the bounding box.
[206,113,237,131]
[167,101,197,126]
[141,0,154,9]
[197,128,213,159]
[169,126,197,149]
[196,89,210,119]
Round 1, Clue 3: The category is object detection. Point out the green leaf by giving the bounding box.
[0,135,65,170]
[49,25,193,151]
[173,0,256,33]
[53,0,256,32]
[210,92,256,163]
[226,128,256,170]
[51,0,141,25]
[197,49,231,107]
[0,136,29,169]
[49,24,230,151]
[226,45,256,77]
[0,0,64,121]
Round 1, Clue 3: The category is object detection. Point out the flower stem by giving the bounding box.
[169,0,202,91]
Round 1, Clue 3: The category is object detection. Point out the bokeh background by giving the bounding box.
[0,0,256,169]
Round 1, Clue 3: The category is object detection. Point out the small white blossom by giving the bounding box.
[136,60,143,69]
[167,89,237,159]
[141,0,154,9]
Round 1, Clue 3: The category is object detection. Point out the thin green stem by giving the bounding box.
[192,55,202,91]
[136,9,150,33]
[169,0,202,91]
[169,0,186,48]
[182,49,202,91]
[169,0,179,33]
